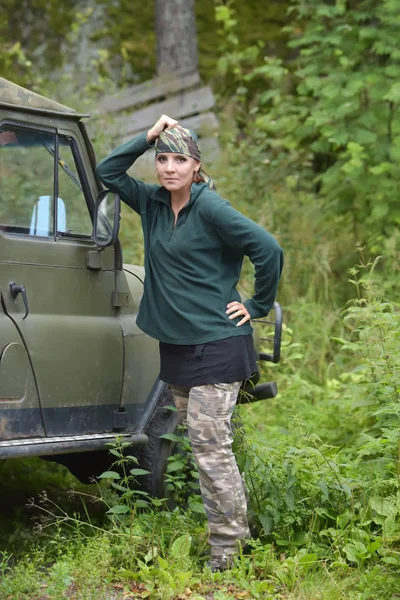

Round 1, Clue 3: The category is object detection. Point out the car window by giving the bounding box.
[57,137,92,238]
[0,124,92,239]
[0,126,55,236]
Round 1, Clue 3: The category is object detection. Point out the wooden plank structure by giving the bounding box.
[97,72,219,161]
[97,71,201,116]
[117,86,216,139]
[96,1,219,164]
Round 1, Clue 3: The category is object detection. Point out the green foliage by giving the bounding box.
[218,0,400,245]
[215,0,290,115]
[0,0,291,90]
[0,0,80,88]
[236,253,400,580]
[89,0,291,85]
[161,425,202,511]
[117,533,193,599]
[0,38,31,88]
[92,0,156,85]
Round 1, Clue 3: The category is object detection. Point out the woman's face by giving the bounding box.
[156,153,200,192]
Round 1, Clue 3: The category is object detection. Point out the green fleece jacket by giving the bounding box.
[95,132,283,345]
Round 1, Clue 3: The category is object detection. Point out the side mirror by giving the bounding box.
[93,189,120,247]
[257,302,282,364]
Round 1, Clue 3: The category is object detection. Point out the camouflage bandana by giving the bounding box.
[155,126,216,190]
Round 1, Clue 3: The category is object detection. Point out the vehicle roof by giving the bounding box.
[0,78,89,118]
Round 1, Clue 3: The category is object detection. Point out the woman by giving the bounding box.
[96,115,283,571]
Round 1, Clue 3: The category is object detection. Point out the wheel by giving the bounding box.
[138,384,199,507]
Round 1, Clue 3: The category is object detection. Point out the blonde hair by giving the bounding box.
[193,170,205,184]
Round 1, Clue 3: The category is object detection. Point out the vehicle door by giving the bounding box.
[0,298,44,440]
[0,118,123,438]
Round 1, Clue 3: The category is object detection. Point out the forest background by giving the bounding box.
[1,1,400,599]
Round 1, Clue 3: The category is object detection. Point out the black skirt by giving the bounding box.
[159,335,257,387]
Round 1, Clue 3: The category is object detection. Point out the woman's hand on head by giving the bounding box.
[226,301,251,327]
[146,115,178,143]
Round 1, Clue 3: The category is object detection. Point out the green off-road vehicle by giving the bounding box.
[0,77,281,496]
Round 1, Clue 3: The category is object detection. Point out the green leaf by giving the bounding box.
[369,162,394,176]
[170,533,192,560]
[107,504,129,515]
[111,482,129,492]
[298,553,318,568]
[318,480,329,499]
[188,496,205,514]
[382,556,400,566]
[293,531,309,546]
[166,461,183,473]
[125,455,139,463]
[130,468,151,476]
[370,497,398,518]
[371,203,390,219]
[144,547,158,563]
[118,568,138,580]
[108,449,122,458]
[384,82,400,102]
[98,471,121,480]
[354,129,378,145]
[259,514,273,534]
[160,433,181,442]
[331,561,350,569]
[343,544,358,564]
[214,592,229,600]
[158,556,168,569]
[367,539,382,554]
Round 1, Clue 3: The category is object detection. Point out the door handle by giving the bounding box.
[9,282,29,320]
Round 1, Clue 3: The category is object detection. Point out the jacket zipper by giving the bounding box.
[168,192,193,241]
[168,207,185,241]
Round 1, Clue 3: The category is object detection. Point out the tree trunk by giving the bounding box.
[155,0,198,77]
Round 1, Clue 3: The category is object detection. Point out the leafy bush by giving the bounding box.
[237,253,400,573]
[217,0,400,247]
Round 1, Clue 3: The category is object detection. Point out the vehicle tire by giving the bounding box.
[138,384,198,507]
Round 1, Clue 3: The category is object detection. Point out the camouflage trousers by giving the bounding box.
[170,381,250,553]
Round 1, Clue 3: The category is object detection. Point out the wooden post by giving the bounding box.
[155,0,199,76]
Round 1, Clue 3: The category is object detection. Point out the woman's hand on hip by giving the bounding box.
[226,301,251,326]
[146,115,178,143]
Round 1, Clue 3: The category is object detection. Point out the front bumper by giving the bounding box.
[239,376,278,404]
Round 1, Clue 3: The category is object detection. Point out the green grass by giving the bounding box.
[1,471,399,599]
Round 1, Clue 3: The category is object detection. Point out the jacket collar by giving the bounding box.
[150,182,208,206]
